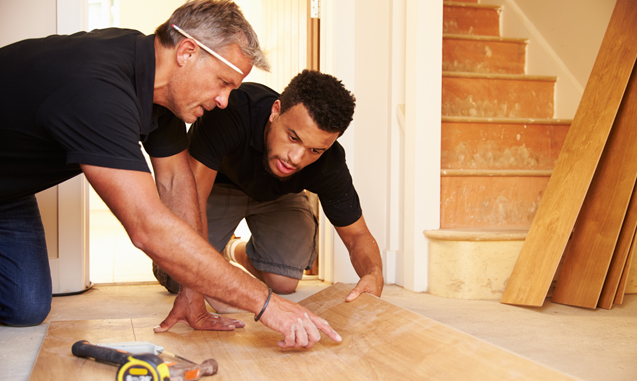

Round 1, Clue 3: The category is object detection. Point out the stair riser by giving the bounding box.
[443,5,500,36]
[443,38,526,74]
[441,176,549,229]
[428,239,524,299]
[427,233,637,299]
[442,77,555,118]
[442,122,569,170]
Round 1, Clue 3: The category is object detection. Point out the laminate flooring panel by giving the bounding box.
[31,283,574,380]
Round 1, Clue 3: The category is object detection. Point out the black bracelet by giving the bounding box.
[254,288,272,322]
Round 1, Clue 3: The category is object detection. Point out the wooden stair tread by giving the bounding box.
[443,71,557,82]
[442,116,572,125]
[445,0,479,4]
[443,34,528,44]
[425,228,528,241]
[442,169,553,177]
[443,1,502,11]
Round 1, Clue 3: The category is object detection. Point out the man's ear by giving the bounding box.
[269,100,281,122]
[175,39,198,67]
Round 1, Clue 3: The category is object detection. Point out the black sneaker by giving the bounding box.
[152,262,180,294]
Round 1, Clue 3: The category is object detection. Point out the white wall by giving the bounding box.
[351,0,391,283]
[511,0,615,89]
[119,0,185,34]
[321,0,441,291]
[0,0,57,47]
[489,0,616,118]
[320,0,359,283]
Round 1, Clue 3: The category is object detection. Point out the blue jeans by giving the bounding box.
[0,195,52,326]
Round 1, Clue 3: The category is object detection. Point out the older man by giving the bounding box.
[0,0,339,349]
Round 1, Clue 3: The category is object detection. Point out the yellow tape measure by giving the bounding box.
[116,354,170,381]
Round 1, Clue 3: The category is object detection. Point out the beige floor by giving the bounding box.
[1,280,635,381]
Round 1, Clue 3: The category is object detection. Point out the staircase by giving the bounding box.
[426,1,572,299]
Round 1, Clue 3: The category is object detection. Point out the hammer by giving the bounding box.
[72,340,218,380]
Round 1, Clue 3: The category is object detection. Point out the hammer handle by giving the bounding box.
[72,340,131,365]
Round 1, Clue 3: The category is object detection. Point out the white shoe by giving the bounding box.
[222,238,244,263]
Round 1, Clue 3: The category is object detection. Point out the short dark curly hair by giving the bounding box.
[279,70,356,136]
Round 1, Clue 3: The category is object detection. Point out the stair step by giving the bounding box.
[443,2,502,37]
[445,0,479,4]
[426,228,528,241]
[443,34,528,74]
[442,72,556,118]
[442,117,570,170]
[442,169,554,176]
[441,174,550,229]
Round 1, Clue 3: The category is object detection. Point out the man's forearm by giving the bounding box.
[143,212,267,313]
[335,216,384,298]
[153,162,203,235]
[349,232,384,280]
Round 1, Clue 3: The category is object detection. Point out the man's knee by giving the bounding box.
[263,274,299,295]
[0,296,51,327]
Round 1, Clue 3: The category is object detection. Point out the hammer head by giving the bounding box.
[168,358,218,381]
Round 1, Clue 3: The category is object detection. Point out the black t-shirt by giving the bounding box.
[188,83,362,227]
[0,28,189,203]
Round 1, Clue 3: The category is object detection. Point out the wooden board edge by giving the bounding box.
[598,183,637,309]
[615,236,636,304]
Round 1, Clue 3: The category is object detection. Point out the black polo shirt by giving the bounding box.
[0,28,189,203]
[188,83,362,227]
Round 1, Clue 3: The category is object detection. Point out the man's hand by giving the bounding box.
[259,294,342,349]
[345,273,384,302]
[335,216,384,303]
[154,287,245,332]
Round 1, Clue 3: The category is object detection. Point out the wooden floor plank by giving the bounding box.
[551,65,637,309]
[132,318,259,381]
[616,236,636,305]
[500,0,637,307]
[29,319,136,380]
[300,283,574,381]
[32,284,575,381]
[217,317,369,381]
[598,184,637,309]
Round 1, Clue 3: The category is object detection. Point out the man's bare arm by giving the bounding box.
[188,155,247,313]
[81,163,341,348]
[335,215,384,301]
[150,150,242,331]
[150,150,202,234]
[188,154,218,242]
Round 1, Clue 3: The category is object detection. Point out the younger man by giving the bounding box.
[158,70,384,309]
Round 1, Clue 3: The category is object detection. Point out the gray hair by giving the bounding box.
[156,0,269,71]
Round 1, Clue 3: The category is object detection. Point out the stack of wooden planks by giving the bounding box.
[500,0,637,310]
